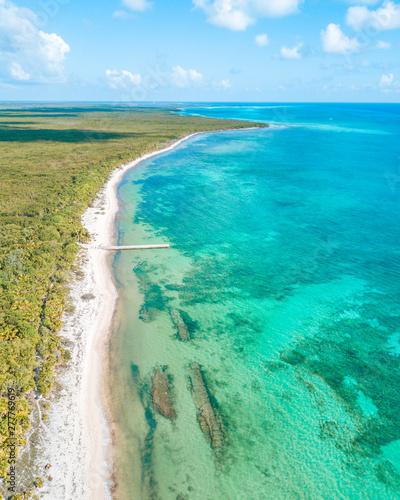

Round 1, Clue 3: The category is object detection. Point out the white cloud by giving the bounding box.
[193,0,301,31]
[112,10,134,19]
[252,0,301,17]
[107,66,205,92]
[122,0,151,11]
[170,66,203,87]
[378,73,400,91]
[193,0,253,30]
[106,69,142,89]
[255,33,269,46]
[38,32,70,72]
[346,1,400,32]
[0,0,70,83]
[280,42,303,59]
[10,61,30,80]
[215,78,232,88]
[379,73,394,86]
[376,39,391,48]
[321,23,359,54]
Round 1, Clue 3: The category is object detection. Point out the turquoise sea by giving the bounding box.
[110,103,400,499]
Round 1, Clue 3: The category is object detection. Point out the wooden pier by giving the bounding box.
[98,244,170,251]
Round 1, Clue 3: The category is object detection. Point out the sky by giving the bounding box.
[0,0,400,102]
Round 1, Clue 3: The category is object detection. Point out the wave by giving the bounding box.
[268,121,391,135]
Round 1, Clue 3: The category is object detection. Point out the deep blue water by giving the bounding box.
[113,103,400,499]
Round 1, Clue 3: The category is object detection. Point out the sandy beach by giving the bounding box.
[37,133,201,500]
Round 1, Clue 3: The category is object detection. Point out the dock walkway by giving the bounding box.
[98,244,170,251]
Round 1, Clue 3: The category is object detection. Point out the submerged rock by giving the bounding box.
[170,309,190,341]
[151,367,176,421]
[188,363,223,450]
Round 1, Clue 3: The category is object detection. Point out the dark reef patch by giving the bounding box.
[188,363,224,451]
[151,367,176,421]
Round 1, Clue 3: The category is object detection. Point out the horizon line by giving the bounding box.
[0,100,399,105]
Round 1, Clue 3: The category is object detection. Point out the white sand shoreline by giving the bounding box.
[39,132,204,499]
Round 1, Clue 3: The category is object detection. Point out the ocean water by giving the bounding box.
[110,104,400,500]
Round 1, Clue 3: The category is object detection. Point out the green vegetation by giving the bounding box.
[0,104,266,480]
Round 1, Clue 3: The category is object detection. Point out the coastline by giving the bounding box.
[39,131,212,499]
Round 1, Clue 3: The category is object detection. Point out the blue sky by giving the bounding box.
[0,0,399,102]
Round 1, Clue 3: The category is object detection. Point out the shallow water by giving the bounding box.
[111,104,400,499]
